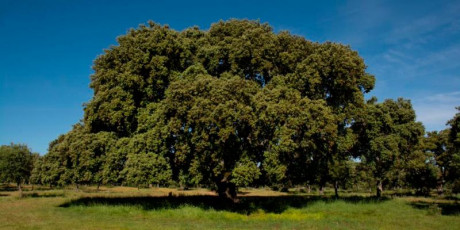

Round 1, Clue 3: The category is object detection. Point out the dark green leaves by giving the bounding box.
[0,144,34,188]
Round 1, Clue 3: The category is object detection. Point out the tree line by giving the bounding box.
[1,20,459,201]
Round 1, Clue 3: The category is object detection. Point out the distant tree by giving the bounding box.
[329,157,356,197]
[353,98,425,197]
[446,107,460,193]
[352,162,375,192]
[405,147,438,195]
[448,107,460,150]
[30,155,43,186]
[0,143,34,191]
[33,140,67,188]
[424,130,450,194]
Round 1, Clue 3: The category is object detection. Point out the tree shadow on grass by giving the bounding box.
[59,195,388,214]
[21,192,65,198]
[0,184,17,192]
[410,201,460,216]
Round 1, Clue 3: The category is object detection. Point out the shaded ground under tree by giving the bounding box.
[60,194,392,214]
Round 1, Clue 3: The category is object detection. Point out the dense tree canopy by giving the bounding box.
[28,19,460,199]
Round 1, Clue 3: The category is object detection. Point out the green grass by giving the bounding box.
[0,186,459,229]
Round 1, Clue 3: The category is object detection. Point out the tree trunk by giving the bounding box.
[437,183,443,196]
[307,184,311,194]
[217,181,239,203]
[17,182,23,197]
[97,183,101,191]
[437,175,444,196]
[376,180,383,198]
[334,180,339,198]
[319,184,324,195]
[216,171,239,202]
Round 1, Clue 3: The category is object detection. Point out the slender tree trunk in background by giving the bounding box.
[307,185,311,194]
[334,181,339,198]
[75,183,79,191]
[437,182,444,196]
[437,172,445,195]
[97,183,101,191]
[17,182,23,197]
[376,180,383,198]
[319,184,324,195]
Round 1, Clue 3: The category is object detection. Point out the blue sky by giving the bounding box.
[1,0,459,154]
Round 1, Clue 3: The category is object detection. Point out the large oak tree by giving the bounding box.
[33,20,381,199]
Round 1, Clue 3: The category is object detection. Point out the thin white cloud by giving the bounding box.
[386,1,460,45]
[425,91,460,103]
[377,2,459,77]
[377,44,460,80]
[413,91,460,131]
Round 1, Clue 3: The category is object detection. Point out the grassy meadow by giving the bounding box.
[1,185,459,229]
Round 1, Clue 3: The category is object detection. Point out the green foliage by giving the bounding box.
[352,98,425,195]
[448,107,460,151]
[329,158,356,189]
[446,107,460,191]
[122,152,172,188]
[102,137,130,185]
[284,42,374,116]
[153,74,260,193]
[231,158,261,187]
[405,150,439,194]
[85,22,190,135]
[31,124,118,187]
[255,85,338,187]
[30,156,44,185]
[0,143,34,189]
